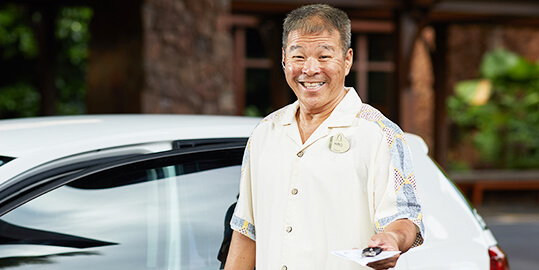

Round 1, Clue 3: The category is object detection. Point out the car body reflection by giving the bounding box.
[0,165,240,270]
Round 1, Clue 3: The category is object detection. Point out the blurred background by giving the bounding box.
[0,0,538,267]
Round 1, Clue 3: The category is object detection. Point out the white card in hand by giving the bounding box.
[331,249,401,266]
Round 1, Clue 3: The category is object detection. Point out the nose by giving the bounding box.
[301,57,320,76]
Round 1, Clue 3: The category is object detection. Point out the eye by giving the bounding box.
[320,55,331,60]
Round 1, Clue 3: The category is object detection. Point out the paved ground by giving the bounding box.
[477,203,539,270]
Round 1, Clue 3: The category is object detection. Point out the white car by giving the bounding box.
[0,115,509,270]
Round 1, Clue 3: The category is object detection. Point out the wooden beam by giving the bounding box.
[434,0,539,17]
[367,62,395,72]
[232,0,402,12]
[245,59,272,69]
[351,20,394,33]
[219,15,259,29]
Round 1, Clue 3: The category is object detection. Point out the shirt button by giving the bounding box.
[291,188,298,195]
[286,226,292,233]
[282,266,288,270]
[297,151,304,157]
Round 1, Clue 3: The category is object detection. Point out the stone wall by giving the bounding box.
[141,0,235,114]
[448,24,539,90]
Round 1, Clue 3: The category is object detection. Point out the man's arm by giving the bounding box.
[366,219,417,270]
[224,231,256,270]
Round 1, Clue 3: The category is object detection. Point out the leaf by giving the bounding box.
[454,79,491,105]
[454,80,480,103]
[507,58,536,80]
[480,48,520,79]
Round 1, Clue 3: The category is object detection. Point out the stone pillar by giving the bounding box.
[142,0,235,114]
[410,27,435,151]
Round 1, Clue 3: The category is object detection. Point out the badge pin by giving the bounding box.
[329,133,350,153]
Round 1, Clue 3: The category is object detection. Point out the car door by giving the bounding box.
[0,141,245,270]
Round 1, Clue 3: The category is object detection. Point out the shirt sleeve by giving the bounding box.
[230,138,256,241]
[371,121,425,247]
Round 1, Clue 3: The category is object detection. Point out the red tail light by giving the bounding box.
[489,245,510,270]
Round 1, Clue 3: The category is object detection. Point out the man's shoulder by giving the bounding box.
[353,103,409,149]
[258,103,296,126]
[261,107,286,123]
[355,103,404,135]
[262,103,297,123]
[248,104,294,137]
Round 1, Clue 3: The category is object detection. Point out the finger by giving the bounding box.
[367,260,396,270]
[366,254,399,270]
[367,238,379,247]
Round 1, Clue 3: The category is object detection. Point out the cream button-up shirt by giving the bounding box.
[232,88,424,270]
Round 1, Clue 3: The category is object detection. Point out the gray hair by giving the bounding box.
[282,4,351,55]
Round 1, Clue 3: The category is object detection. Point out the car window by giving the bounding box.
[0,148,242,270]
[0,156,14,167]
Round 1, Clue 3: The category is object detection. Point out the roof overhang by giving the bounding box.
[231,0,539,25]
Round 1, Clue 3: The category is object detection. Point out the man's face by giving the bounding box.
[283,29,353,113]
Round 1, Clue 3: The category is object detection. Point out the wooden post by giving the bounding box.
[87,0,143,114]
[432,23,449,169]
[36,4,59,116]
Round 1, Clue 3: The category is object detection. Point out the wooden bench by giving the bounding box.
[449,170,539,205]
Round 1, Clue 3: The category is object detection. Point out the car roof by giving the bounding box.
[0,114,260,158]
[0,115,261,184]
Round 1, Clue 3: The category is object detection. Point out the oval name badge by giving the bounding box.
[329,133,350,153]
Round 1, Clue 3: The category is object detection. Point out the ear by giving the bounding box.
[281,48,286,71]
[344,48,353,76]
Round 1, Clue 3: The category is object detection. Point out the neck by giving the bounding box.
[295,88,348,143]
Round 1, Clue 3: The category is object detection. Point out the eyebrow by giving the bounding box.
[289,45,303,51]
[288,45,335,52]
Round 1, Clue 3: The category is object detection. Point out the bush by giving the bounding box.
[0,5,92,118]
[448,49,539,170]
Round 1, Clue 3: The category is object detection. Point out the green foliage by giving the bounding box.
[0,82,39,117]
[0,5,38,59]
[0,4,39,119]
[448,49,539,170]
[55,7,93,115]
[0,5,92,118]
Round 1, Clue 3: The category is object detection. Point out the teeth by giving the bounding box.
[302,82,324,89]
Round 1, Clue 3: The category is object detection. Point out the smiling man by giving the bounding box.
[225,4,424,270]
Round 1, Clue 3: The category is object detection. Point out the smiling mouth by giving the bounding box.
[301,82,325,89]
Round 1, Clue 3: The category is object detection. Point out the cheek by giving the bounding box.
[285,66,301,80]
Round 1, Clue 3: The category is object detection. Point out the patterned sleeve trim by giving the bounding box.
[358,105,425,247]
[375,213,424,247]
[230,215,256,241]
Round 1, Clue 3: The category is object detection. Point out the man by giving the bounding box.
[225,4,424,270]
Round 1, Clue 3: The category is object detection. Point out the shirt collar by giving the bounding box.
[271,87,363,128]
